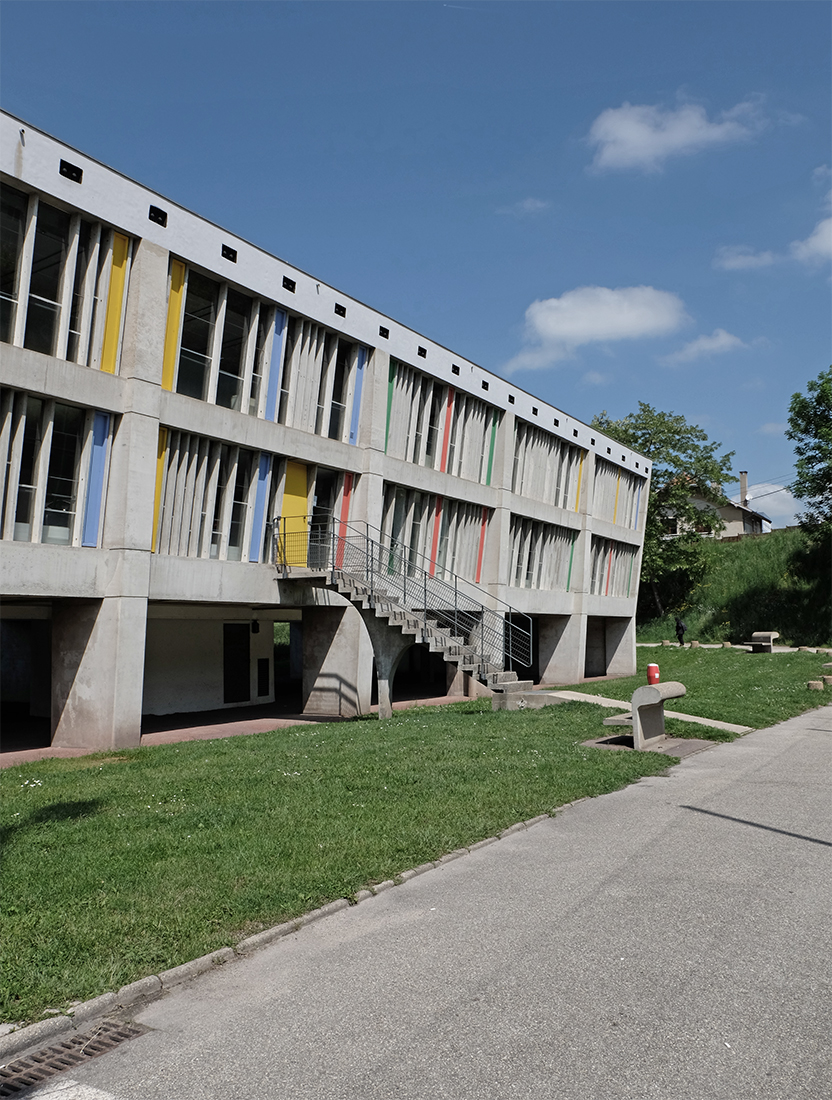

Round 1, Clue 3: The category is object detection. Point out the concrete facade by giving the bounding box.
[1,111,651,749]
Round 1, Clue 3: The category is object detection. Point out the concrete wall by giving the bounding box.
[143,612,278,715]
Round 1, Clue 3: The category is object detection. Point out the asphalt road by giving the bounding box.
[25,705,832,1100]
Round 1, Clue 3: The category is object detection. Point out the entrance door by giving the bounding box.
[584,617,607,678]
[223,623,250,704]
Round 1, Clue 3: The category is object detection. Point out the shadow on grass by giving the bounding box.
[1,799,106,848]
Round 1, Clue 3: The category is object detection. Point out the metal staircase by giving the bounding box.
[274,516,534,694]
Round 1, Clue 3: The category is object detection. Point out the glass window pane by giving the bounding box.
[42,403,83,544]
[14,397,43,541]
[0,184,28,343]
[177,271,217,400]
[25,203,71,355]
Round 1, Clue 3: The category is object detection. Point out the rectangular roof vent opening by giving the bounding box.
[508,394,515,404]
[282,276,296,293]
[148,205,167,227]
[481,380,489,391]
[221,244,237,263]
[417,346,427,358]
[451,364,460,375]
[334,303,347,317]
[573,429,579,438]
[553,418,559,427]
[59,159,83,184]
[379,326,389,339]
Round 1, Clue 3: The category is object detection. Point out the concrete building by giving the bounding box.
[0,111,651,750]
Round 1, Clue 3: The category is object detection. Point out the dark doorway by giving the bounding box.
[584,617,607,677]
[223,623,250,704]
[1,619,52,751]
[393,645,447,701]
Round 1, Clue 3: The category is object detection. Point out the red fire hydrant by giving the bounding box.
[647,663,660,685]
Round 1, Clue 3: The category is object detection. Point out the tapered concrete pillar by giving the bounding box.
[302,605,373,717]
[357,610,414,719]
[605,616,636,677]
[538,613,586,685]
[51,596,147,749]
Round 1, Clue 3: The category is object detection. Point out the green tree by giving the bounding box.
[786,367,832,643]
[787,367,832,533]
[592,402,734,619]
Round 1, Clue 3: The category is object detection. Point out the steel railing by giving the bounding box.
[273,515,532,673]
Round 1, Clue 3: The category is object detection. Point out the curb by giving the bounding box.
[0,805,564,1062]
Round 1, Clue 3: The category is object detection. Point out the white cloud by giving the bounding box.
[586,99,765,173]
[758,422,787,436]
[713,245,777,270]
[790,215,832,263]
[660,328,747,366]
[812,164,831,184]
[498,198,550,216]
[582,371,611,386]
[504,285,689,373]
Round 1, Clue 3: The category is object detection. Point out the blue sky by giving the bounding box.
[2,0,829,525]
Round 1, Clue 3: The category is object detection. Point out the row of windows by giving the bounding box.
[0,387,111,547]
[384,359,499,485]
[153,429,354,565]
[588,536,638,598]
[592,457,643,530]
[1,184,130,371]
[380,483,486,584]
[508,516,576,591]
[512,421,584,512]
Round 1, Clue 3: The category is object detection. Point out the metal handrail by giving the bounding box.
[273,514,533,674]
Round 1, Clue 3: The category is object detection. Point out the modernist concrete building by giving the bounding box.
[0,111,651,750]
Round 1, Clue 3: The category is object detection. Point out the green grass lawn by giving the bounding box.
[3,647,827,1026]
[1,700,674,1025]
[555,646,830,729]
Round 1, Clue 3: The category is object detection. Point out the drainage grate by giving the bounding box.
[0,1019,147,1096]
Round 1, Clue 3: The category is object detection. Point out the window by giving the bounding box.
[278,315,362,439]
[0,388,112,547]
[509,516,576,590]
[512,420,583,510]
[0,185,131,371]
[152,429,274,563]
[165,263,281,419]
[589,536,638,597]
[592,457,645,529]
[176,272,218,401]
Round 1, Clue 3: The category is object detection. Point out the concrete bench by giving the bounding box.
[631,681,686,750]
[744,631,779,654]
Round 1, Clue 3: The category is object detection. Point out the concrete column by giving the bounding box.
[538,613,586,685]
[605,616,636,677]
[51,596,147,749]
[302,604,373,717]
[356,610,414,719]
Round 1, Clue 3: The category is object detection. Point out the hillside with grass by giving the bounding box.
[636,528,830,646]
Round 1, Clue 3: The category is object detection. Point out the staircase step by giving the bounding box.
[491,680,534,694]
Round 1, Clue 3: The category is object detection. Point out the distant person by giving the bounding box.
[675,617,687,647]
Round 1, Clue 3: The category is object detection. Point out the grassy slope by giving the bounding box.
[1,700,672,1024]
[637,528,828,646]
[556,646,829,729]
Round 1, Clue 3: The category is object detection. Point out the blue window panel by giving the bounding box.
[264,310,287,422]
[249,453,271,562]
[81,412,110,547]
[348,345,368,446]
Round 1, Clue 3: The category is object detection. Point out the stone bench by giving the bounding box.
[744,631,779,654]
[631,681,686,750]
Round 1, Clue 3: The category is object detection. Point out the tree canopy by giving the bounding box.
[787,367,832,534]
[592,402,734,618]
